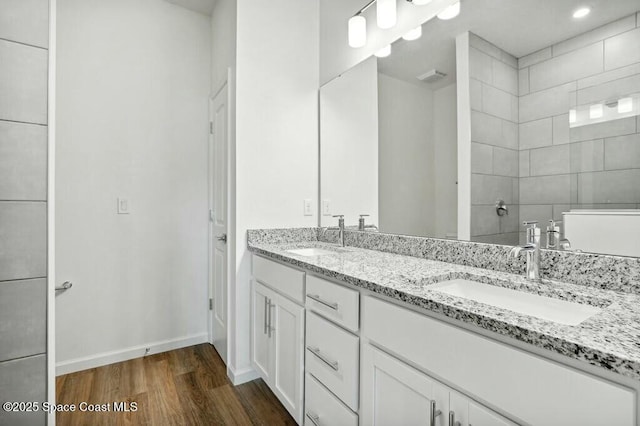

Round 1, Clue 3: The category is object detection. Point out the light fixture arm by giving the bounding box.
[355,0,377,17]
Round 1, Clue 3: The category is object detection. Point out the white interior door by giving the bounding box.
[209,83,228,363]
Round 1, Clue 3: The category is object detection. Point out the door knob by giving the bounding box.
[216,234,227,243]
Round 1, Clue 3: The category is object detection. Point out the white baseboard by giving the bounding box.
[56,333,208,376]
[227,364,259,385]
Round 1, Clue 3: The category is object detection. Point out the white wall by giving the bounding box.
[56,0,211,373]
[378,73,434,236]
[320,57,378,228]
[320,0,458,84]
[433,83,458,238]
[231,0,319,381]
[211,0,236,92]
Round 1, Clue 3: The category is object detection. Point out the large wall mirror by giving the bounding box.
[320,0,640,258]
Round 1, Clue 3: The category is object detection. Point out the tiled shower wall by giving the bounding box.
[468,33,520,245]
[0,1,49,425]
[518,13,640,236]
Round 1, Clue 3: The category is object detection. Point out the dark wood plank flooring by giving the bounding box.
[56,344,296,425]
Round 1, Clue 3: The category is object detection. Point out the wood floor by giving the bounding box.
[56,344,297,426]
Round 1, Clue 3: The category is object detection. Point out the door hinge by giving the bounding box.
[209,298,213,310]
[209,122,214,135]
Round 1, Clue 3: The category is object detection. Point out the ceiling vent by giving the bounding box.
[417,69,446,83]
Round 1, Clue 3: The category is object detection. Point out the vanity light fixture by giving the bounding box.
[437,1,460,20]
[572,7,591,19]
[589,104,603,119]
[618,97,633,114]
[375,44,392,57]
[569,109,577,124]
[402,25,422,41]
[348,15,367,47]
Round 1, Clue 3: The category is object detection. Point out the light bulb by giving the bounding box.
[437,1,460,20]
[402,26,422,41]
[377,0,396,29]
[348,15,366,48]
[618,97,633,114]
[375,45,392,58]
[412,0,432,5]
[573,7,591,18]
[589,104,603,119]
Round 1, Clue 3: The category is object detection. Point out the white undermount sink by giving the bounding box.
[286,247,337,257]
[429,279,601,326]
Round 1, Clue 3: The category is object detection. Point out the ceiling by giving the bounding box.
[163,0,217,15]
[378,0,640,89]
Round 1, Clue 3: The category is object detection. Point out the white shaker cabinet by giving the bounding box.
[251,258,305,424]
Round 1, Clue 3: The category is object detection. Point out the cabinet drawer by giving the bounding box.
[306,275,359,332]
[253,255,305,304]
[306,311,359,411]
[363,296,636,426]
[304,373,358,426]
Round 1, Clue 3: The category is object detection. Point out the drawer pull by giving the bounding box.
[430,400,442,426]
[306,412,320,426]
[449,410,461,426]
[307,346,339,371]
[263,297,269,335]
[308,294,339,310]
[268,300,274,338]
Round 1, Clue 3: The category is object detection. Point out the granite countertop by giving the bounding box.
[248,239,640,381]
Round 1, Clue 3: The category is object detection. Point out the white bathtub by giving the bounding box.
[562,210,640,257]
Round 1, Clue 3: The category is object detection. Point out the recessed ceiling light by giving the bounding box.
[573,7,591,19]
[437,2,460,20]
[375,45,392,58]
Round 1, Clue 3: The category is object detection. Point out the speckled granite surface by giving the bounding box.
[248,233,640,381]
[320,229,640,295]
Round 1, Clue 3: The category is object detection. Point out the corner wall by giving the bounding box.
[232,0,319,381]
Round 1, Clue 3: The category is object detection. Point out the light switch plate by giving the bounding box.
[303,199,313,216]
[117,198,130,214]
[322,199,331,216]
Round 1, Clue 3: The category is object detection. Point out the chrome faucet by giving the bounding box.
[546,219,561,249]
[510,221,541,281]
[358,214,378,232]
[327,214,345,246]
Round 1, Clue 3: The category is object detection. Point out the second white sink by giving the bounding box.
[429,279,602,326]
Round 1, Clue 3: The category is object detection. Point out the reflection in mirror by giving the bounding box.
[320,0,640,257]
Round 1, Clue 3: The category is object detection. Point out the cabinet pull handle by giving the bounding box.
[430,400,442,426]
[449,411,461,426]
[263,297,269,335]
[306,412,320,426]
[307,294,339,310]
[267,300,274,338]
[307,346,339,371]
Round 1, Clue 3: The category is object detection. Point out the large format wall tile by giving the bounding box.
[577,170,640,204]
[471,174,516,205]
[529,42,603,92]
[552,15,635,57]
[471,142,492,174]
[519,118,552,149]
[604,134,640,171]
[520,175,571,204]
[0,202,46,281]
[577,73,640,106]
[0,121,47,200]
[570,117,636,143]
[552,114,570,145]
[529,144,570,176]
[0,0,49,48]
[520,82,576,123]
[0,279,46,362]
[0,40,48,124]
[0,355,46,426]
[605,28,640,71]
[570,139,604,173]
[493,147,518,177]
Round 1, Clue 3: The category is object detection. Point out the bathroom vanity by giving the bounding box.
[248,229,640,426]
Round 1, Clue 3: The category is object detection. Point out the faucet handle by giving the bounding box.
[359,214,370,218]
[332,214,344,218]
[522,220,538,227]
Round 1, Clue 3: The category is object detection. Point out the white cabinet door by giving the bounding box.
[468,401,516,426]
[272,292,305,424]
[361,344,449,426]
[251,281,274,383]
